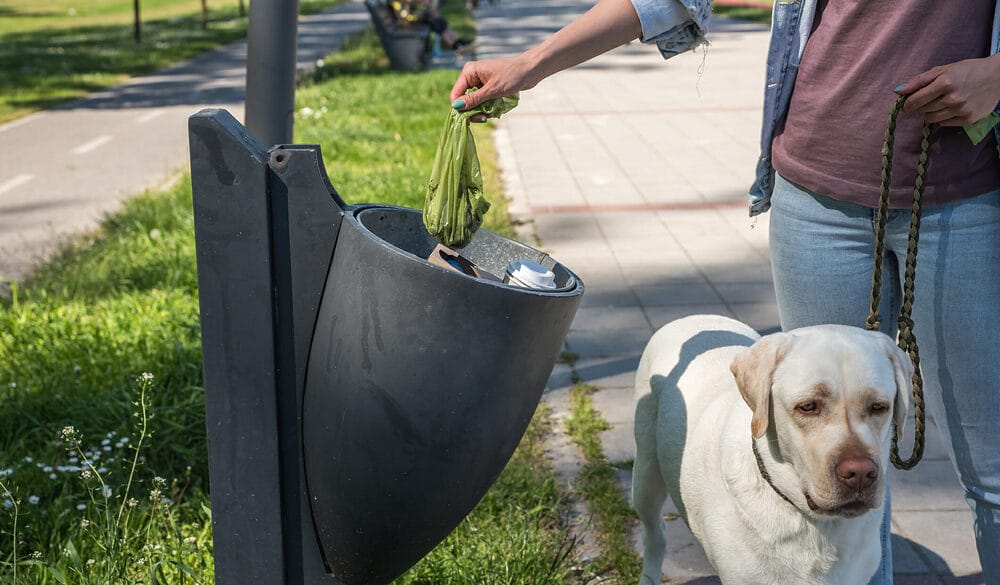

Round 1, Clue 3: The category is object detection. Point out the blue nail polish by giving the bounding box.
[452,99,466,109]
[893,83,906,93]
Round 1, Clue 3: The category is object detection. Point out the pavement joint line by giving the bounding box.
[71,135,113,155]
[0,174,34,196]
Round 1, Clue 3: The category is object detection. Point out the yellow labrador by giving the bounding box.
[632,315,911,585]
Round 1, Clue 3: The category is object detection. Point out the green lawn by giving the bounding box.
[0,8,587,582]
[711,4,772,25]
[0,0,343,123]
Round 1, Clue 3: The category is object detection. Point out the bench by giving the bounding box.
[364,0,430,71]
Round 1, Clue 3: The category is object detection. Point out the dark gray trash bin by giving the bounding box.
[188,109,584,585]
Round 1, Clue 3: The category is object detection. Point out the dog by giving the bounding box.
[632,314,912,585]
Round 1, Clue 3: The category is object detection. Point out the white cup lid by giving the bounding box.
[508,259,557,289]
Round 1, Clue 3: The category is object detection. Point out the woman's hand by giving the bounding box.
[899,55,1000,126]
[450,53,540,112]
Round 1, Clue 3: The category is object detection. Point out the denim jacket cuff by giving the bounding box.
[630,0,709,58]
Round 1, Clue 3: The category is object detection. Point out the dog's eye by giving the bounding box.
[795,402,818,414]
[870,402,890,414]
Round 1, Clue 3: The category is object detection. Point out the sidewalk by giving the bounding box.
[474,1,984,583]
[0,1,370,284]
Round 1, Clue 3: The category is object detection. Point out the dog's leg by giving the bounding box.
[633,391,667,585]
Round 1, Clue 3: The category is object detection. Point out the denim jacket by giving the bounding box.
[632,0,1000,216]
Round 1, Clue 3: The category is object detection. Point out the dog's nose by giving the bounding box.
[835,457,878,490]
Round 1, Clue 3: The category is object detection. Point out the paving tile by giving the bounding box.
[578,286,640,308]
[728,302,781,334]
[893,533,936,575]
[621,264,706,287]
[890,460,969,512]
[600,421,636,463]
[591,387,634,423]
[566,328,652,359]
[714,282,777,306]
[633,282,724,307]
[698,261,774,284]
[546,362,576,393]
[643,305,735,330]
[572,355,641,388]
[891,510,982,577]
[571,305,650,331]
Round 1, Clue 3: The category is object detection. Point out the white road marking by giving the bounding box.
[0,174,34,196]
[72,135,113,155]
[0,113,47,134]
[135,109,165,124]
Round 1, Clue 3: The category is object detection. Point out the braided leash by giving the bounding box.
[866,94,930,471]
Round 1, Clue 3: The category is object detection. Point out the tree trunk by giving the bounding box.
[201,0,208,29]
[238,0,246,17]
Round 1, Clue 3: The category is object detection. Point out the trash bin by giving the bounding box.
[189,109,584,585]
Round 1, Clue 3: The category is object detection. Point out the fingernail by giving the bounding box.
[452,99,465,109]
[893,83,906,93]
[472,118,487,123]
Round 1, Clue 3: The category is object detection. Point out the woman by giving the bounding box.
[450,1,1000,583]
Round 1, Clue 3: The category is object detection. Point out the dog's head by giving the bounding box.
[730,325,912,518]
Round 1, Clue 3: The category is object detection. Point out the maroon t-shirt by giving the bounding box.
[771,0,1000,208]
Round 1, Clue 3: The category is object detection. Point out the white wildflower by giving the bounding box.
[27,495,39,505]
[77,504,87,511]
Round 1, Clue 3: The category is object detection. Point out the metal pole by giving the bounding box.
[245,0,301,146]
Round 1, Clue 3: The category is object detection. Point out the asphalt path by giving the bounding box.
[0,1,370,284]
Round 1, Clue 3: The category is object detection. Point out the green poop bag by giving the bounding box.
[424,93,519,248]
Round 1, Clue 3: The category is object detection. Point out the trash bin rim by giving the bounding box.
[349,204,583,297]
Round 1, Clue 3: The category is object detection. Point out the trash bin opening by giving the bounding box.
[354,206,578,292]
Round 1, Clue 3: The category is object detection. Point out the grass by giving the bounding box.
[564,383,642,584]
[711,4,772,25]
[0,0,344,124]
[0,5,580,582]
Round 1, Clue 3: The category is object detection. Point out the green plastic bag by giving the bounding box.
[423,93,519,248]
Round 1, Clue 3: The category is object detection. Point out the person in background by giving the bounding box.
[390,0,471,52]
[448,1,1000,584]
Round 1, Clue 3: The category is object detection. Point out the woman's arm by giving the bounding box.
[449,0,643,110]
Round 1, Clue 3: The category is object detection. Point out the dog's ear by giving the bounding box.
[730,333,792,439]
[878,336,913,440]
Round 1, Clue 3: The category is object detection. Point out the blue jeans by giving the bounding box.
[768,173,1000,585]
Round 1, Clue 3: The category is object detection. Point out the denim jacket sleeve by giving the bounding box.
[630,0,712,58]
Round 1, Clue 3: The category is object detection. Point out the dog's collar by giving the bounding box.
[751,438,799,509]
